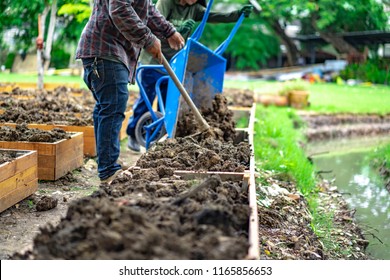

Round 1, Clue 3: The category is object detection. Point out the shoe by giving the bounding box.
[100,169,122,185]
[127,135,140,152]
[117,158,131,170]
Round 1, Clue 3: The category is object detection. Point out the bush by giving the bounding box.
[4,52,16,69]
[340,59,390,85]
[49,45,71,69]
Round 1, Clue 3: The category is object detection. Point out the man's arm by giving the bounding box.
[109,0,160,49]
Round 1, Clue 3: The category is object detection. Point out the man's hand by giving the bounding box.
[239,5,253,18]
[167,32,185,51]
[146,38,163,63]
[177,19,196,35]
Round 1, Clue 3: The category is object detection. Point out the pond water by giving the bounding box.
[307,136,390,260]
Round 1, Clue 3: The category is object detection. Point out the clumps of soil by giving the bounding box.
[0,86,136,126]
[137,136,250,172]
[0,124,71,143]
[12,93,253,260]
[35,196,58,212]
[14,175,251,260]
[175,94,237,142]
[0,150,18,165]
[223,88,254,107]
[300,112,390,141]
[0,107,91,126]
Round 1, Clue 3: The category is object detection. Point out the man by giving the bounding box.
[76,0,184,184]
[126,0,253,152]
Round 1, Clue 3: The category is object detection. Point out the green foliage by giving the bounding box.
[49,44,70,69]
[254,106,316,195]
[58,2,91,23]
[340,59,390,85]
[4,52,16,69]
[201,19,279,70]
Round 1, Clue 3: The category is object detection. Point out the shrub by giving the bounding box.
[49,45,71,69]
[340,59,390,85]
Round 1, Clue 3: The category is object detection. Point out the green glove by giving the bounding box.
[177,19,196,35]
[239,5,253,18]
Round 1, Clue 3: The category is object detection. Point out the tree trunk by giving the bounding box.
[269,19,300,67]
[44,0,58,64]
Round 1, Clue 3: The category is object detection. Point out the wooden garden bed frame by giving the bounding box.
[0,132,83,181]
[0,110,131,157]
[0,149,38,212]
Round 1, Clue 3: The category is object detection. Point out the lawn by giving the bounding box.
[225,79,390,115]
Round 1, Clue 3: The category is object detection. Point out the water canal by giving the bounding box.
[307,136,390,260]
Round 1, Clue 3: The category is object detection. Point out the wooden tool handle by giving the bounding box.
[162,55,210,131]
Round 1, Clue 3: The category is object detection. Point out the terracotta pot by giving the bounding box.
[288,90,309,109]
[257,94,288,107]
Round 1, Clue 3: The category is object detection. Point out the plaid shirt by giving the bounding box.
[76,0,176,83]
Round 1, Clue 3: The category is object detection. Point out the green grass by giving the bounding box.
[0,72,140,91]
[253,105,338,252]
[225,79,390,114]
[369,143,390,170]
[0,72,84,86]
[254,106,316,195]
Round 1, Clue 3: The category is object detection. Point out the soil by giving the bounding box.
[0,124,71,142]
[222,88,255,108]
[299,112,390,141]
[0,86,136,126]
[0,89,383,260]
[0,150,18,165]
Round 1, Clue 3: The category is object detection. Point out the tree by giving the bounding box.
[253,0,304,66]
[303,0,388,61]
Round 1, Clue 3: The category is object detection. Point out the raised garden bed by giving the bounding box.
[0,111,131,157]
[0,149,38,213]
[0,87,134,156]
[0,126,83,181]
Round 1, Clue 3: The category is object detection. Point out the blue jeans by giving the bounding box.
[82,58,129,180]
[126,68,167,138]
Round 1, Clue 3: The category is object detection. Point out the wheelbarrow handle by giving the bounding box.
[161,55,210,131]
[214,13,245,56]
[190,0,214,42]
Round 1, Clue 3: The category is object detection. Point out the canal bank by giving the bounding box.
[303,113,390,259]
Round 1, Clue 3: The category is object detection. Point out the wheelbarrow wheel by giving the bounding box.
[135,111,166,148]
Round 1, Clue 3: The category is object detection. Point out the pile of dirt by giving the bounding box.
[137,136,250,173]
[14,175,250,260]
[0,86,135,126]
[175,94,237,141]
[300,112,390,141]
[0,124,71,143]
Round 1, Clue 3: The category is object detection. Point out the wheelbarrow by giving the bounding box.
[134,0,245,149]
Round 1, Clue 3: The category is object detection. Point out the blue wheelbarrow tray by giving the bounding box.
[163,38,226,138]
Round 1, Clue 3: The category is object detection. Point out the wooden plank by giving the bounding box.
[246,104,260,260]
[55,155,83,180]
[0,179,38,213]
[83,137,96,156]
[0,132,84,181]
[0,165,37,199]
[0,150,37,183]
